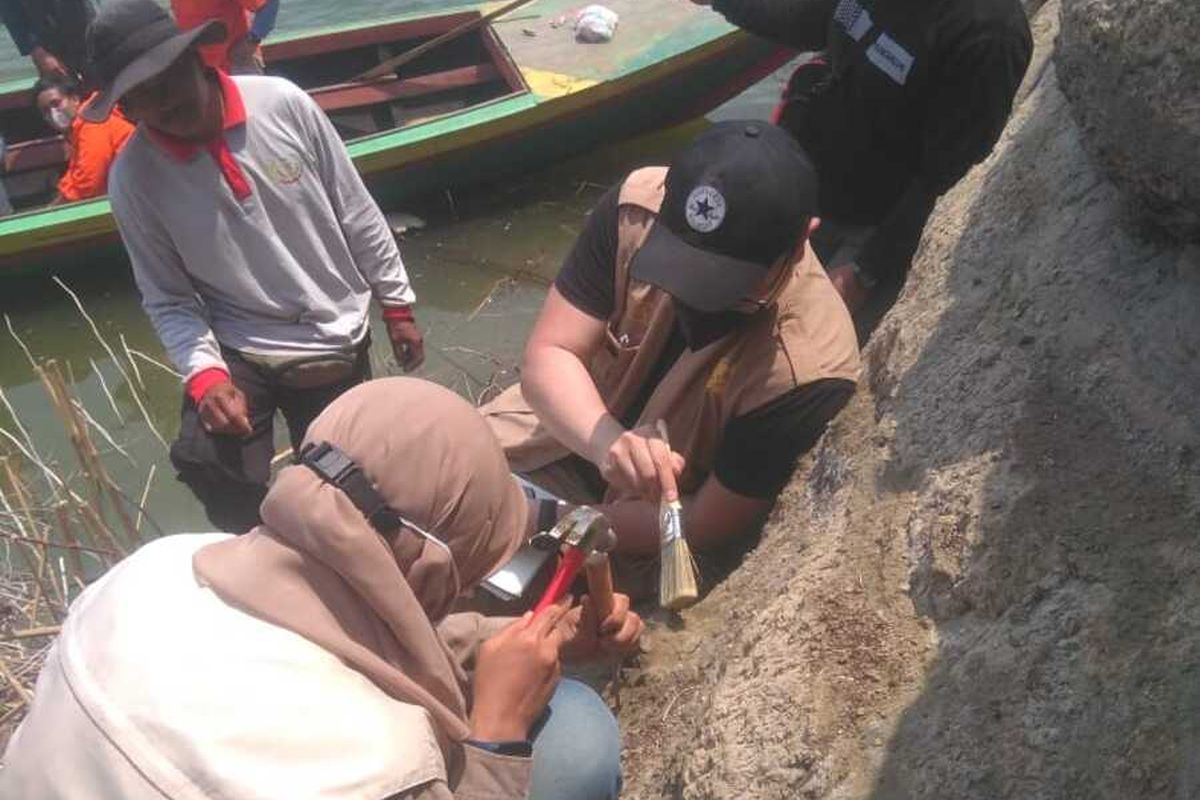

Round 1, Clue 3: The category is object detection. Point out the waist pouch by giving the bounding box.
[237,343,365,390]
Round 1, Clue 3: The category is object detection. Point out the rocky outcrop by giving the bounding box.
[1057,0,1200,241]
[618,1,1200,797]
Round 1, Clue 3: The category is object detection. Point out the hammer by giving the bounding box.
[531,505,617,619]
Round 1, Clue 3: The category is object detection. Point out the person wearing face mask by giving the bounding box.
[481,122,861,561]
[33,77,135,205]
[2,378,639,799]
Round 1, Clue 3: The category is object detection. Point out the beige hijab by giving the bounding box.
[193,377,527,745]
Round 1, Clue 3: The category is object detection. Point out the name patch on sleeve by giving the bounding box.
[833,0,874,41]
[866,32,915,85]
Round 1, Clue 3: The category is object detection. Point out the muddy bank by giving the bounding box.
[617,2,1200,797]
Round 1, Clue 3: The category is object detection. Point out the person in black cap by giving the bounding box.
[695,0,1032,343]
[482,121,861,557]
[87,0,425,533]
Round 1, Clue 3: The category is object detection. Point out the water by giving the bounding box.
[0,1,791,540]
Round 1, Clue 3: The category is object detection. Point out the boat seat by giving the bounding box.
[5,136,68,174]
[310,64,500,114]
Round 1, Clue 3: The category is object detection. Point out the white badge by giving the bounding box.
[867,32,915,85]
[685,185,726,233]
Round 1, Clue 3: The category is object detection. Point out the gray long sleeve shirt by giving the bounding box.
[109,74,415,381]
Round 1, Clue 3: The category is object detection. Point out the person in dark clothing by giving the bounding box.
[0,0,94,80]
[698,0,1033,342]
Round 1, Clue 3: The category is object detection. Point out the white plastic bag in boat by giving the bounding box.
[575,5,619,43]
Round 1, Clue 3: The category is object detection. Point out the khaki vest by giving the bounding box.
[481,167,860,500]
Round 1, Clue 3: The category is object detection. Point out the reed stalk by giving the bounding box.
[0,319,162,745]
[134,465,155,537]
[88,356,125,424]
[119,333,146,390]
[124,345,182,380]
[52,276,168,450]
[44,362,139,551]
[0,387,60,498]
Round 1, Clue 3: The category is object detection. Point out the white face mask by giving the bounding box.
[48,105,74,132]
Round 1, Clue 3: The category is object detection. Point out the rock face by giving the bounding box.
[1057,0,1200,241]
[618,2,1200,797]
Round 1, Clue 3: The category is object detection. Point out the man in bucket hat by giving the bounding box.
[482,122,860,562]
[88,0,426,533]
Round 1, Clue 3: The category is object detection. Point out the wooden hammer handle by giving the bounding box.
[585,552,616,624]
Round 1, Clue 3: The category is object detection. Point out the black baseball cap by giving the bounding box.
[630,121,819,312]
[82,0,226,123]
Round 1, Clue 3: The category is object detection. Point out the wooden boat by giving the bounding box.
[0,0,789,276]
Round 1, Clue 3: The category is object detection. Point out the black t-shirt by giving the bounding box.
[555,187,855,499]
[712,0,1032,285]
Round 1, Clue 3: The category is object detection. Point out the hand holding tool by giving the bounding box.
[531,506,617,616]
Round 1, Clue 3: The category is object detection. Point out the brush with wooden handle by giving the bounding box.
[655,420,698,611]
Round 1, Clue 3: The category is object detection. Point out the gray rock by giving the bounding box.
[618,3,1200,796]
[1056,0,1200,241]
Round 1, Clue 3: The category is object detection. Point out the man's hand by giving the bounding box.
[198,380,253,437]
[30,46,70,80]
[470,599,570,742]
[828,263,871,313]
[385,315,426,372]
[558,592,644,663]
[595,423,685,503]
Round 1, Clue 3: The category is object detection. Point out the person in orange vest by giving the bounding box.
[34,76,135,204]
[171,0,279,74]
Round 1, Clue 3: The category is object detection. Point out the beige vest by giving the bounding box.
[481,167,860,500]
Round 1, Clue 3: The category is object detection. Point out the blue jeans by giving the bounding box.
[530,679,623,800]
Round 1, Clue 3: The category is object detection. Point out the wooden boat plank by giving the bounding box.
[310,64,502,114]
[5,137,68,172]
[480,21,530,94]
[263,11,482,62]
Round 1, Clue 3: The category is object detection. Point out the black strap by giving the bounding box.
[463,738,533,758]
[536,498,559,534]
[299,442,403,538]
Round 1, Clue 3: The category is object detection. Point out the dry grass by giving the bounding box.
[0,287,156,750]
[0,358,142,749]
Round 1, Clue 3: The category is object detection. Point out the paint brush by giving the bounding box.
[655,420,698,611]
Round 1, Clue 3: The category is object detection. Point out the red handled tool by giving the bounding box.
[531,506,617,614]
[533,546,589,614]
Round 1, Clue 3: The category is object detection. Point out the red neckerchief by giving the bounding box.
[146,71,252,200]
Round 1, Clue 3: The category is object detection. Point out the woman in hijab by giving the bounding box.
[1,377,641,799]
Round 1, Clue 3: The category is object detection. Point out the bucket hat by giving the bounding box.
[83,0,225,122]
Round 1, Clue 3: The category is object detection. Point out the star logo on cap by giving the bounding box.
[685,185,726,234]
